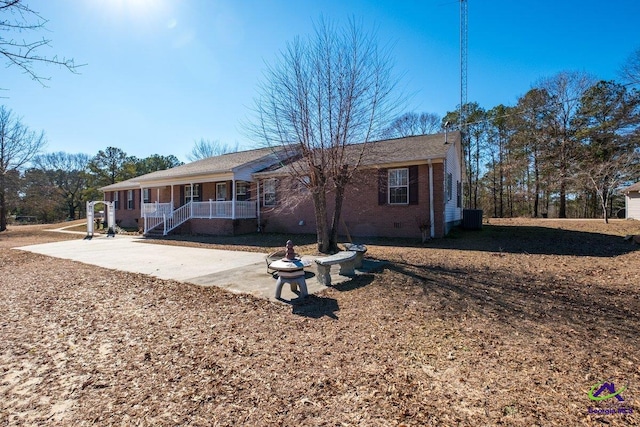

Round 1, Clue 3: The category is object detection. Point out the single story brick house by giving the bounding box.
[100,132,464,239]
[623,182,640,220]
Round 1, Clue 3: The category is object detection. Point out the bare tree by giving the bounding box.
[33,152,90,220]
[186,139,238,161]
[1,0,80,88]
[248,18,402,252]
[0,105,45,231]
[384,112,441,138]
[619,47,640,87]
[536,71,596,218]
[574,80,640,222]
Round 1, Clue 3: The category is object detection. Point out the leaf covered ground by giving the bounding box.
[1,219,639,426]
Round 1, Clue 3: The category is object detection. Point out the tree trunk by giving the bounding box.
[311,190,330,253]
[329,183,346,253]
[559,179,567,218]
[0,173,6,232]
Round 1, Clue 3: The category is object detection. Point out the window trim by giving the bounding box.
[127,189,134,210]
[388,168,409,205]
[185,184,201,203]
[236,181,247,196]
[263,178,276,206]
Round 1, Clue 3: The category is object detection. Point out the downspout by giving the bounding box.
[428,160,435,238]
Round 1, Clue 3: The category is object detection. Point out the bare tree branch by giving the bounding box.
[1,0,81,89]
[186,139,238,161]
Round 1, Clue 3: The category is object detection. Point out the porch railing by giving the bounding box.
[142,200,257,235]
[142,202,173,217]
[190,201,256,219]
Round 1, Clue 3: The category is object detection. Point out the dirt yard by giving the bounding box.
[1,219,639,426]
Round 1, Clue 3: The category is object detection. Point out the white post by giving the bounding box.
[232,179,236,219]
[86,201,94,238]
[107,201,116,237]
[190,183,194,218]
[256,180,261,231]
[163,213,167,236]
[209,199,213,219]
[428,160,435,238]
[140,187,144,217]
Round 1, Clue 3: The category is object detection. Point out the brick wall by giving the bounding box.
[260,163,447,239]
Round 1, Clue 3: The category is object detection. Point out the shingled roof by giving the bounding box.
[101,146,286,191]
[623,182,640,193]
[100,133,460,191]
[135,146,285,183]
[254,131,460,177]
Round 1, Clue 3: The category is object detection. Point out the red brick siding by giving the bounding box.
[260,163,447,239]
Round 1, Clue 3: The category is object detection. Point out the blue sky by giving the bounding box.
[3,0,640,163]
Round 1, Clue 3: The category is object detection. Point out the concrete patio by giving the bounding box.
[15,233,372,303]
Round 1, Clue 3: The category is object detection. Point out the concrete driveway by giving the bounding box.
[14,234,350,303]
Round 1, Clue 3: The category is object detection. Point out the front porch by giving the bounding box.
[142,200,257,236]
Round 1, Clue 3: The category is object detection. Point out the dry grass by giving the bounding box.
[1,219,639,426]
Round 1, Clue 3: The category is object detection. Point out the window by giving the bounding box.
[388,168,409,205]
[185,184,201,203]
[264,179,276,206]
[236,182,249,201]
[114,191,120,210]
[143,188,151,203]
[127,190,134,210]
[215,183,226,201]
[446,173,453,202]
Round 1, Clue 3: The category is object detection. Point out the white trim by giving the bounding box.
[388,168,409,205]
[429,160,434,238]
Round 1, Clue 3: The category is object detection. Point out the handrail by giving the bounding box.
[164,202,192,235]
[143,200,257,236]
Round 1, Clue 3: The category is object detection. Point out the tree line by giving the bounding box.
[0,107,184,231]
[2,70,639,231]
[440,70,640,222]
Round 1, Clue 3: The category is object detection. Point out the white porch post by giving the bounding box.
[140,187,144,218]
[170,186,174,210]
[190,182,194,217]
[232,179,236,219]
[256,180,261,231]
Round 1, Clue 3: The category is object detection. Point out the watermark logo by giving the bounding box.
[587,379,634,416]
[588,380,627,402]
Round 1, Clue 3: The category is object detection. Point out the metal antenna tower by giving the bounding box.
[459,0,468,130]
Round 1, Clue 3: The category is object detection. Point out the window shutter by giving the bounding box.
[378,169,388,205]
[409,165,419,205]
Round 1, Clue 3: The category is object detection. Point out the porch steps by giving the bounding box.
[144,225,167,238]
